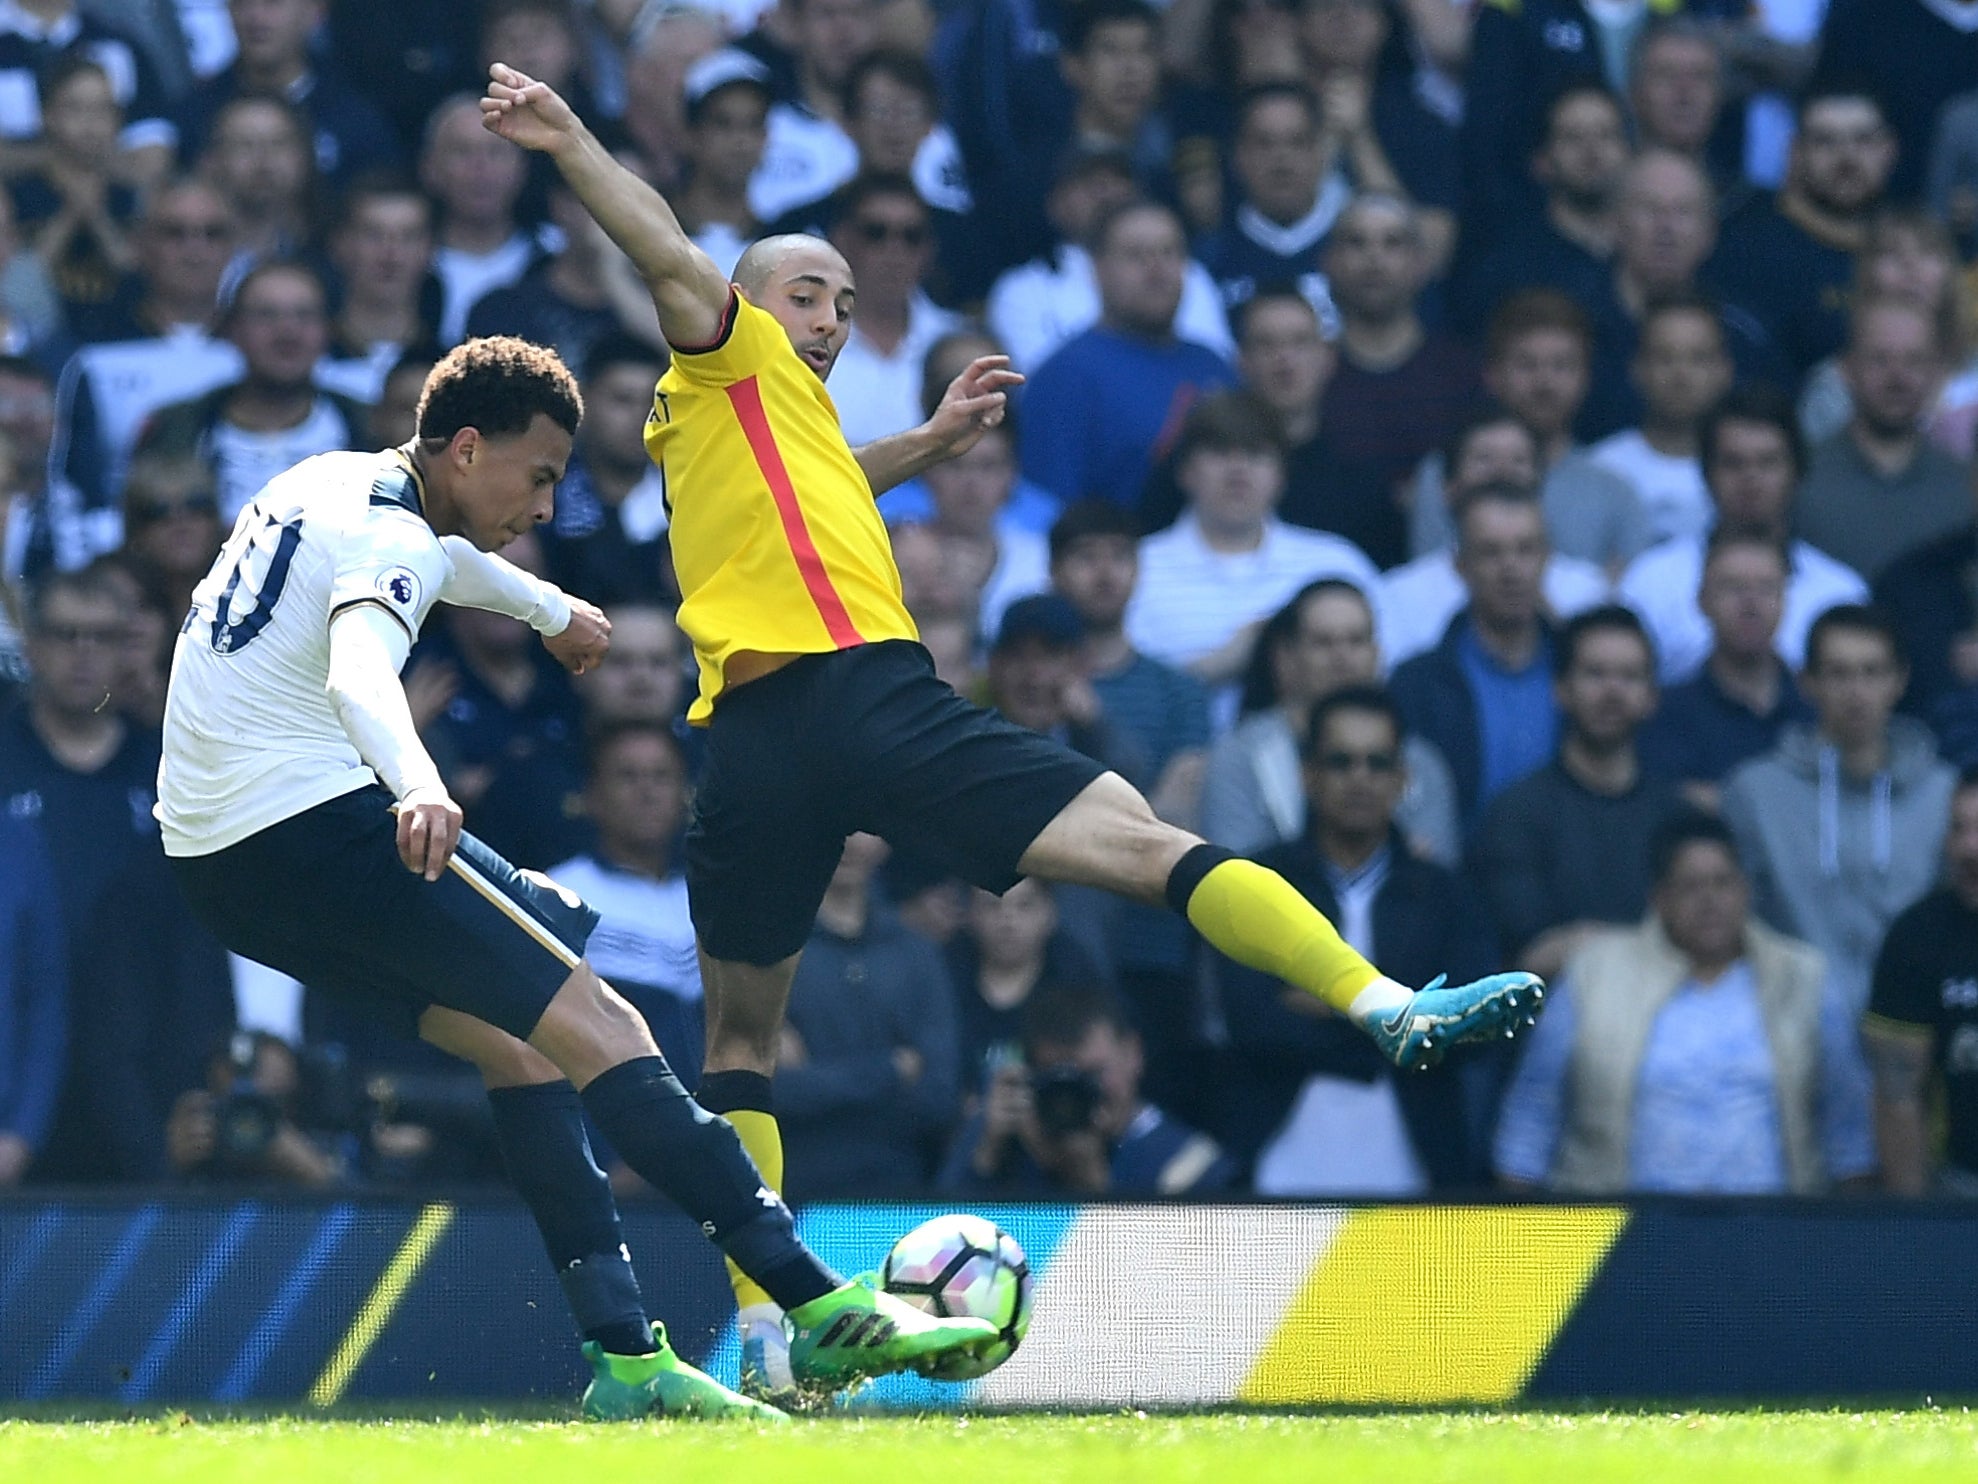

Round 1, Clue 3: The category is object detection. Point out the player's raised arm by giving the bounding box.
[480,62,730,349]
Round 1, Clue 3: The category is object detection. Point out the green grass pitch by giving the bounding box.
[7,1410,1978,1483]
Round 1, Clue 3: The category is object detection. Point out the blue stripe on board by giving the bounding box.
[214,1203,355,1402]
[119,1203,262,1403]
[23,1203,163,1398]
[0,1205,66,1315]
[700,1204,1081,1408]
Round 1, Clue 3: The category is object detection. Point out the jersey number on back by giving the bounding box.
[210,513,303,655]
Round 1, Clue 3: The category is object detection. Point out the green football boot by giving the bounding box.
[581,1322,788,1421]
[787,1272,999,1386]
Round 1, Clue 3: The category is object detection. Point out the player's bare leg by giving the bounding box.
[696,947,809,1401]
[417,1005,779,1419]
[1017,772,1543,1069]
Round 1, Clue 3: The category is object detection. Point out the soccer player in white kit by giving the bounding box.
[155,336,995,1418]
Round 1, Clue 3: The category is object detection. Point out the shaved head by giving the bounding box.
[734,233,840,295]
[730,233,857,380]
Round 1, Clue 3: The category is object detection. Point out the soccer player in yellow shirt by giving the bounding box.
[482,61,1544,1401]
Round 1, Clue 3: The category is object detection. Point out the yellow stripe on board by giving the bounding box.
[308,1203,455,1407]
[1237,1205,1629,1406]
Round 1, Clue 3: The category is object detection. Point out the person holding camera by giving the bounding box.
[164,1031,348,1186]
[940,983,1236,1196]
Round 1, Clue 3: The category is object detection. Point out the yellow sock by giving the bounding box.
[1182,856,1386,1014]
[725,1109,784,1312]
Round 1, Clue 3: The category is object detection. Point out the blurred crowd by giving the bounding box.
[4,0,1978,1203]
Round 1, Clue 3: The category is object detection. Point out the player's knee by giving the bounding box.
[533,963,663,1079]
[585,974,659,1048]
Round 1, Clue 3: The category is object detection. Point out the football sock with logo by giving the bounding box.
[486,1080,654,1356]
[1164,843,1408,1019]
[581,1056,836,1311]
[697,1070,783,1314]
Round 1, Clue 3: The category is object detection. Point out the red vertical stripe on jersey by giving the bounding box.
[724,375,866,648]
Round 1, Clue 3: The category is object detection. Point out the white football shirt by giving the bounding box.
[157,447,450,857]
[546,856,701,1003]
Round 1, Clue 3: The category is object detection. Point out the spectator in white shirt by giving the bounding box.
[1586,291,1735,546]
[619,3,729,194]
[549,721,706,1153]
[130,259,365,522]
[764,52,982,303]
[985,145,1232,376]
[1382,405,1611,666]
[1620,383,1867,684]
[55,178,243,505]
[875,328,1065,535]
[1412,287,1650,569]
[1124,389,1379,710]
[200,95,316,285]
[745,0,875,222]
[318,175,438,407]
[1202,577,1461,864]
[671,49,771,279]
[419,94,539,345]
[821,173,960,447]
[920,417,1050,647]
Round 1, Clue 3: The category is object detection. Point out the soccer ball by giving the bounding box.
[880,1213,1033,1380]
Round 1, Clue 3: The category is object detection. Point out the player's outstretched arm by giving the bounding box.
[853,354,1025,496]
[480,61,729,349]
[325,604,461,881]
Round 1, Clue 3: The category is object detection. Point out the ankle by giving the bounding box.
[1347,975,1412,1026]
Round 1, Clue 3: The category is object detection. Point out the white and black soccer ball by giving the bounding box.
[880,1213,1033,1380]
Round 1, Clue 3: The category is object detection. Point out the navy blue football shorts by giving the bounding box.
[171,785,600,1042]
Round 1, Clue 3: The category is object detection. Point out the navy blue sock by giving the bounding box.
[581,1055,838,1311]
[487,1080,655,1356]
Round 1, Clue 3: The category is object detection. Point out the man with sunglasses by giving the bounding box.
[818,173,958,448]
[484,59,1543,1405]
[1470,604,1685,984]
[1216,684,1497,1193]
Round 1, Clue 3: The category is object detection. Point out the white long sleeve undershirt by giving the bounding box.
[325,602,446,805]
[438,535,572,635]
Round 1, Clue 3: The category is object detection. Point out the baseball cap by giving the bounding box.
[993,593,1085,654]
[683,49,772,122]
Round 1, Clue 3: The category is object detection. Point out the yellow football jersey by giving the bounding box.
[645,290,917,722]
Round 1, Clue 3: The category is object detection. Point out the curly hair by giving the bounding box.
[415,336,584,445]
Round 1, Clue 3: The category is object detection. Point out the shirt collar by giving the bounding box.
[1323,841,1392,899]
[1456,618,1550,677]
[1173,510,1280,555]
[1234,170,1355,259]
[0,1,80,44]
